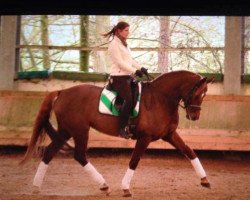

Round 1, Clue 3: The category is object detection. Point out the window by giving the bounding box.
[19,15,225,74]
[244,17,250,75]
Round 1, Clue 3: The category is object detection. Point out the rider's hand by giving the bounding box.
[135,69,143,78]
[141,67,149,76]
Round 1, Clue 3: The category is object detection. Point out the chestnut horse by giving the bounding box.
[20,70,212,197]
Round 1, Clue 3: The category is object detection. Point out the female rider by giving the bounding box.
[102,21,148,139]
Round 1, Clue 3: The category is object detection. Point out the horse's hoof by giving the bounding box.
[101,188,111,196]
[201,177,211,188]
[123,189,132,197]
[32,186,41,194]
[201,182,211,188]
[100,183,111,196]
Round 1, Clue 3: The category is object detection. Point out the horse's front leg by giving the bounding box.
[122,136,151,197]
[162,131,210,188]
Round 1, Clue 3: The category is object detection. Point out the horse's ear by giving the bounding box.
[206,77,215,84]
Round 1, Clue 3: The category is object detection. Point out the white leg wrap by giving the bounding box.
[33,161,48,188]
[191,157,206,178]
[122,168,135,190]
[83,162,105,187]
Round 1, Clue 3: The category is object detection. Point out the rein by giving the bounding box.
[141,74,206,113]
[145,73,155,81]
[143,74,205,111]
[142,73,154,110]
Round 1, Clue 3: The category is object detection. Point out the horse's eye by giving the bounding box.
[201,92,206,98]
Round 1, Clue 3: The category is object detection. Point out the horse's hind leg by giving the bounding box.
[72,130,110,195]
[162,131,210,188]
[33,130,69,188]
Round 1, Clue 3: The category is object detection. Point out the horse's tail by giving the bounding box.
[19,91,59,165]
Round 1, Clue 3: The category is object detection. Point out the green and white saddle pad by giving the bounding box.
[99,82,142,117]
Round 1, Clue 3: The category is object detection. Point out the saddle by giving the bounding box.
[99,79,142,118]
[106,78,139,113]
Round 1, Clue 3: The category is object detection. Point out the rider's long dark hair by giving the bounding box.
[102,21,130,40]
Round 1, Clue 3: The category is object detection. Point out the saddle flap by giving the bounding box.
[99,82,142,117]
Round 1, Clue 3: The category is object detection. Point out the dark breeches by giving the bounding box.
[110,75,133,128]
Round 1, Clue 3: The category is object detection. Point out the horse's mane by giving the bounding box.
[152,70,201,83]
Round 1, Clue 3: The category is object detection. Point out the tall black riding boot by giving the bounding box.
[119,100,133,139]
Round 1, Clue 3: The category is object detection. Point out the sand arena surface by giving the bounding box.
[0,147,249,200]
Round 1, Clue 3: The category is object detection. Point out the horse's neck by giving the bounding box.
[152,75,183,99]
[150,72,197,104]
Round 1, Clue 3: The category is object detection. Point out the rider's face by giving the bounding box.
[118,27,129,39]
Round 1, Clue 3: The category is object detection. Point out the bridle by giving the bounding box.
[179,77,207,112]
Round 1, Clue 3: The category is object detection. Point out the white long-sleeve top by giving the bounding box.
[108,35,142,76]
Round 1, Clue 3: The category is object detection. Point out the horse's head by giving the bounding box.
[150,71,214,121]
[181,76,214,121]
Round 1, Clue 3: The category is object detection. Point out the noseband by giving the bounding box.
[179,77,207,111]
